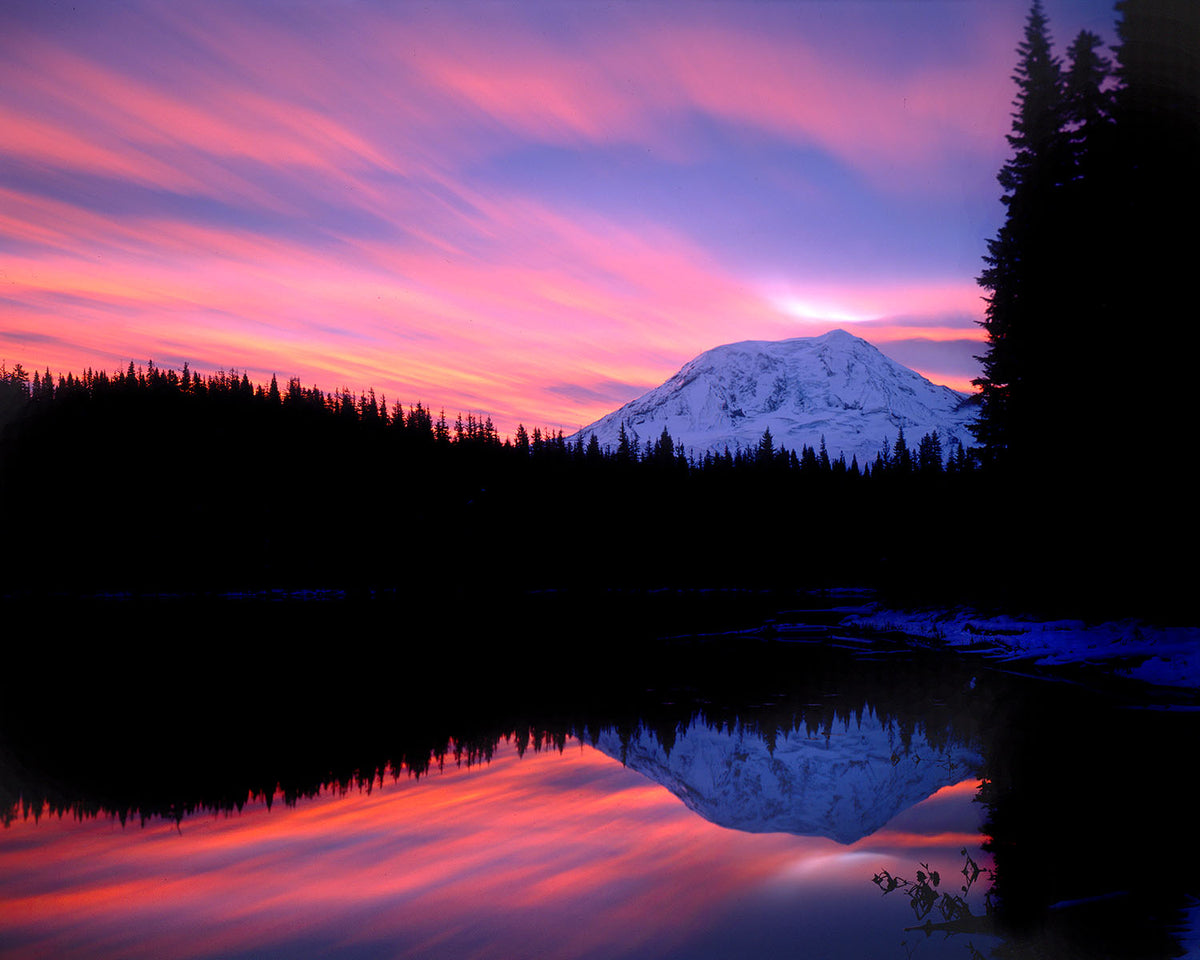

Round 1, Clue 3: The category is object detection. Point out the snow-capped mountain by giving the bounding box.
[594,712,982,844]
[571,329,978,465]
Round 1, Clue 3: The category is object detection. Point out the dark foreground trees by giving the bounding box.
[970,0,1197,616]
[974,0,1198,468]
[1,350,1190,616]
[0,359,995,608]
[973,0,1064,466]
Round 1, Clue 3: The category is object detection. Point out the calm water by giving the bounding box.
[2,739,991,960]
[1,594,1197,959]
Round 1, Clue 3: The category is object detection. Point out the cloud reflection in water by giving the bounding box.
[0,740,990,959]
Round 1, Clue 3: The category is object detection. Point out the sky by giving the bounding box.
[0,0,1118,437]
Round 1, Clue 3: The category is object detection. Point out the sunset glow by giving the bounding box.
[0,0,1116,436]
[0,739,990,960]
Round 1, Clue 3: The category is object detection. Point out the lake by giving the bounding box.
[1,593,1197,959]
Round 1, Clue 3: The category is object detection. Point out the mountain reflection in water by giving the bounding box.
[0,737,991,960]
[1,593,1197,958]
[594,712,982,843]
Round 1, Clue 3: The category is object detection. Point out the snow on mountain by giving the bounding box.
[570,329,978,465]
[593,711,982,844]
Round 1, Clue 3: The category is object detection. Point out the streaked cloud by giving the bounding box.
[0,0,1116,434]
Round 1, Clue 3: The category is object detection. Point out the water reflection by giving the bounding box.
[873,849,995,937]
[2,594,1198,958]
[0,737,991,960]
[594,709,981,843]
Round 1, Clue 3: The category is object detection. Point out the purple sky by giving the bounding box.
[0,0,1117,435]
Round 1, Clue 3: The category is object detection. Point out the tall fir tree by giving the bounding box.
[972,0,1064,468]
[1108,0,1200,455]
[756,427,774,466]
[615,422,632,466]
[1054,28,1115,458]
[969,0,1198,608]
[1062,30,1115,178]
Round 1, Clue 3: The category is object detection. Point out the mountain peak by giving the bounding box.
[570,332,976,463]
[814,327,857,341]
[593,715,982,843]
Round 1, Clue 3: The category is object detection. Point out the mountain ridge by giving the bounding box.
[570,329,979,465]
[592,713,983,844]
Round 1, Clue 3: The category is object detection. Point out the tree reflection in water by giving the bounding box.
[2,593,1198,958]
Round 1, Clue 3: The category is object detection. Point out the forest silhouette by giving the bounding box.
[967,0,1197,625]
[0,353,999,602]
[0,0,1195,616]
[4,595,1197,958]
[3,599,992,827]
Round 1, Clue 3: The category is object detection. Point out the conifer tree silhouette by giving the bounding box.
[972,0,1064,468]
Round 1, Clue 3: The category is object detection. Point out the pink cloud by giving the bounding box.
[5,2,1014,192]
[2,182,980,433]
[377,5,1020,188]
[0,2,1001,435]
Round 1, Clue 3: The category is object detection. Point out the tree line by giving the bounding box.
[0,346,1184,616]
[0,592,995,829]
[0,356,993,603]
[1,358,970,477]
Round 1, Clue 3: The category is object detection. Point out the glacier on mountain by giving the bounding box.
[570,329,978,466]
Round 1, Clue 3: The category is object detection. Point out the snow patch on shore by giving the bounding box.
[1175,897,1200,959]
[842,605,1200,692]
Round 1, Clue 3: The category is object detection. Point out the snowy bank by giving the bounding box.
[841,605,1200,692]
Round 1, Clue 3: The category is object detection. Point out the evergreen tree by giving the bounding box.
[1062,30,1115,178]
[972,0,1064,467]
[892,427,913,474]
[875,435,891,474]
[615,423,632,466]
[917,431,943,474]
[0,363,31,433]
[1047,28,1115,462]
[435,410,451,446]
[756,427,775,466]
[799,443,819,474]
[1107,0,1200,454]
[654,426,674,466]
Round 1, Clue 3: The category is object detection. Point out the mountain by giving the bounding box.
[570,329,978,465]
[593,713,982,844]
